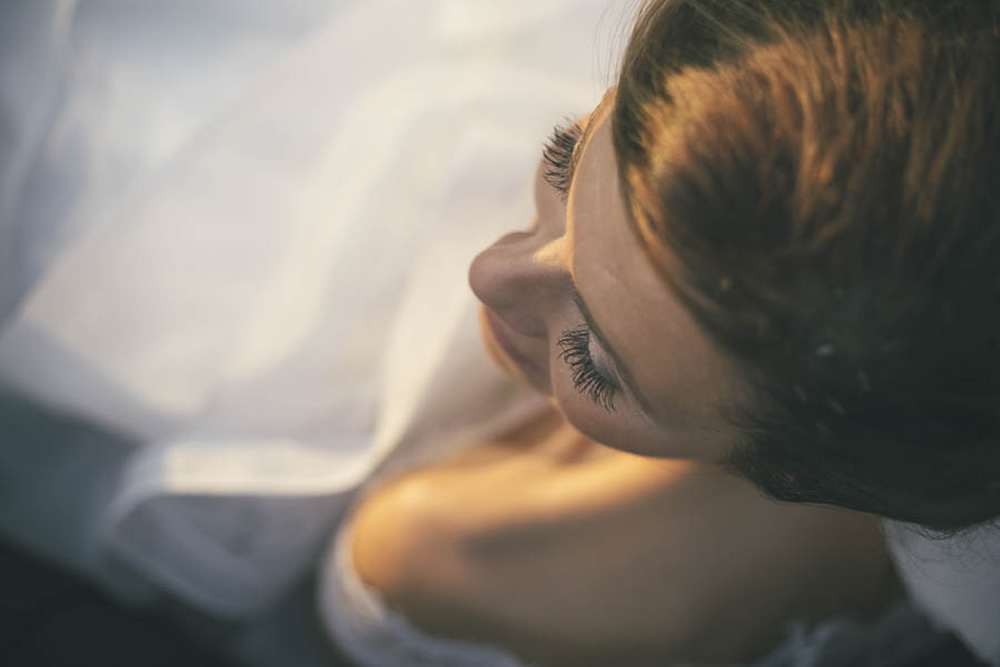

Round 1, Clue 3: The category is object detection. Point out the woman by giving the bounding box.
[323,0,1000,664]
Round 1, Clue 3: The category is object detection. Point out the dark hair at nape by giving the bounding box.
[613,0,1000,532]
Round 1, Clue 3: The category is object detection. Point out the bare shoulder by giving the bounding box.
[346,432,897,665]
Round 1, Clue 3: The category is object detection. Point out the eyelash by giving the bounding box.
[542,121,582,202]
[557,326,619,412]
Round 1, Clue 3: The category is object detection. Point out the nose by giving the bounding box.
[468,223,571,338]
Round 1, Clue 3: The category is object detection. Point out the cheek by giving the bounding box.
[550,358,709,459]
[549,360,658,456]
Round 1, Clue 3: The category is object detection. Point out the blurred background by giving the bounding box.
[0,1,611,664]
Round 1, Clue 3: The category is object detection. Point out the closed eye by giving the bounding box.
[542,120,583,202]
[558,326,620,411]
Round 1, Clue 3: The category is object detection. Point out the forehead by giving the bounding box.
[568,108,741,437]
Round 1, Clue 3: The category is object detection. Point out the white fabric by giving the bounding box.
[0,0,620,617]
[885,521,1000,665]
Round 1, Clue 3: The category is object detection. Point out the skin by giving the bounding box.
[344,94,900,665]
[468,92,740,461]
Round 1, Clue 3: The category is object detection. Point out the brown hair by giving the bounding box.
[614,0,1000,531]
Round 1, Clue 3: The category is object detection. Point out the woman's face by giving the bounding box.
[470,93,743,461]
